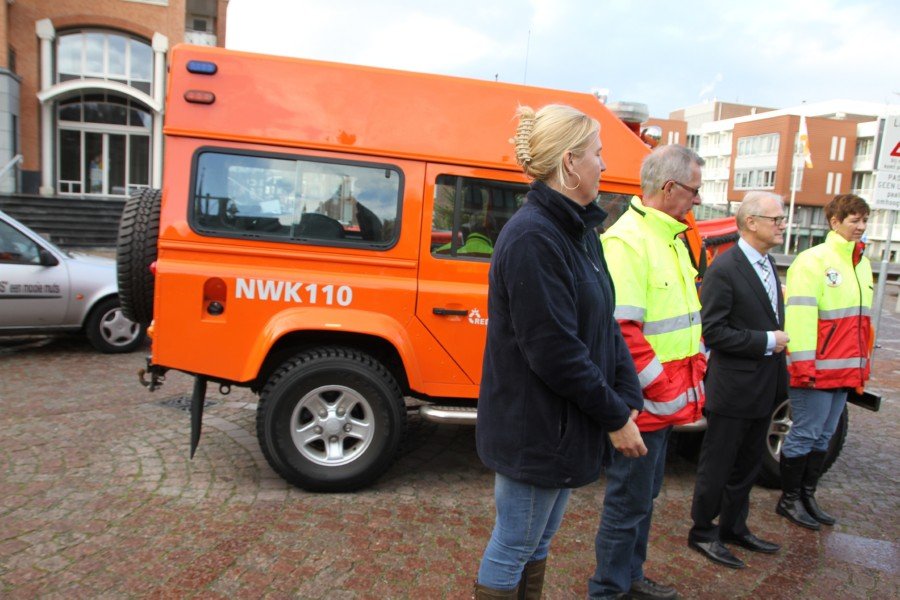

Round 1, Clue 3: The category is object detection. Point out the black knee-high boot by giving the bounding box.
[801,450,837,525]
[775,453,820,530]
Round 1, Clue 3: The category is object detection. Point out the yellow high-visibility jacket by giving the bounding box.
[602,197,706,431]
[785,231,873,389]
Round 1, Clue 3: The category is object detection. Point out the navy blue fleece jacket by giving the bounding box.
[476,180,643,488]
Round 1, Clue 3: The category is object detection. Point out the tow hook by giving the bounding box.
[138,357,168,391]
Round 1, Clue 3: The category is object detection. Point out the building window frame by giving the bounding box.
[56,29,154,97]
[733,168,777,190]
[56,93,152,197]
[736,133,780,157]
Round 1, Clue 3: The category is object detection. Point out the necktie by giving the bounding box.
[759,257,777,313]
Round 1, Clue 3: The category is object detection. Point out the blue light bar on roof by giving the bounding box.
[186,60,217,75]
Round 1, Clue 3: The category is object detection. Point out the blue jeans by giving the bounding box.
[781,387,848,457]
[589,427,671,599]
[477,473,571,590]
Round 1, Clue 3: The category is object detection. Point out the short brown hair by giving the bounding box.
[825,194,870,224]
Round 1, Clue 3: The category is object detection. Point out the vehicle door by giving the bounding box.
[0,218,69,327]
[416,164,528,384]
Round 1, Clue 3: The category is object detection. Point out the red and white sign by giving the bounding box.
[873,115,900,211]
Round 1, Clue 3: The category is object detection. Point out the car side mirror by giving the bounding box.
[38,248,59,266]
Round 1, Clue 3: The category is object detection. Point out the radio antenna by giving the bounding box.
[523,29,531,84]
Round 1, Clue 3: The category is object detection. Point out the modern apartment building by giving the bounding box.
[0,0,228,198]
[662,100,900,260]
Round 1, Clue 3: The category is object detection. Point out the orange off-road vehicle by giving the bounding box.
[118,45,844,492]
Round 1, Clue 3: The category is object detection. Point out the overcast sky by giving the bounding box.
[226,0,899,117]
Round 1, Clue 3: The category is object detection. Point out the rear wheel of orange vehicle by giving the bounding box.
[257,347,406,492]
[116,188,160,326]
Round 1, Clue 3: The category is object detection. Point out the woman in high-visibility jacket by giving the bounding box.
[779,194,873,530]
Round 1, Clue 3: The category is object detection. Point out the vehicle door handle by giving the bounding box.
[432,307,469,316]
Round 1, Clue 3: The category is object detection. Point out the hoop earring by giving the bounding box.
[561,171,582,191]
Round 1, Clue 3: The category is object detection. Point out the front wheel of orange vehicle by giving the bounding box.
[256,347,407,492]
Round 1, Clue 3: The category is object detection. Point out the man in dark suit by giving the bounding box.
[688,191,789,569]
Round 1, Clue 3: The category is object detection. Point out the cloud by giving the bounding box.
[225,0,900,115]
[360,13,515,73]
[698,73,724,100]
[227,0,529,76]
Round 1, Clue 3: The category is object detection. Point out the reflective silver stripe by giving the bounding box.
[786,296,817,307]
[817,357,868,370]
[637,359,665,388]
[643,395,687,416]
[819,307,871,319]
[643,383,703,416]
[788,354,867,369]
[643,311,701,336]
[787,350,816,363]
[614,305,645,321]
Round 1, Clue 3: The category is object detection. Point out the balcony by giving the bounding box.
[184,30,217,46]
[704,167,730,181]
[853,187,874,202]
[853,154,875,171]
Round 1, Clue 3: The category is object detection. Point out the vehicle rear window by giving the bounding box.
[190,150,402,247]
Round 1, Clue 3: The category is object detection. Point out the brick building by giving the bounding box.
[659,100,900,259]
[0,0,227,201]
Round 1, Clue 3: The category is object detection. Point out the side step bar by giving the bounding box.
[419,406,714,431]
[419,405,477,425]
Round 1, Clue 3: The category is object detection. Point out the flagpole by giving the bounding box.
[785,148,801,253]
[785,115,812,253]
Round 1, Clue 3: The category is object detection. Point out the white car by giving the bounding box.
[0,210,146,352]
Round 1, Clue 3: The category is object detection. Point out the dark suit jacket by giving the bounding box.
[700,244,789,419]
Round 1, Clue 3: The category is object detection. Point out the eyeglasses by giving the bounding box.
[752,215,788,226]
[664,180,701,198]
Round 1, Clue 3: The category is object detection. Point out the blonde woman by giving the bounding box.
[475,104,645,598]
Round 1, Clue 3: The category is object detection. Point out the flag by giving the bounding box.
[798,115,813,169]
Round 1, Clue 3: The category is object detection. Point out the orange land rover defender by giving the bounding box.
[118,45,722,492]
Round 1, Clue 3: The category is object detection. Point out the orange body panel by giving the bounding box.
[152,45,652,399]
[164,45,647,191]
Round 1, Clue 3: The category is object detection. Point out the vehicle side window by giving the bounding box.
[596,193,633,231]
[0,220,41,264]
[431,175,528,260]
[191,151,402,247]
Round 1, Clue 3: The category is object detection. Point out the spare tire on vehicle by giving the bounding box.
[117,188,161,327]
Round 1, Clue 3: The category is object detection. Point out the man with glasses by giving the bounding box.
[687,191,788,569]
[590,145,707,600]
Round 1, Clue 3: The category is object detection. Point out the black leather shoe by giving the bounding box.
[721,533,780,554]
[628,577,678,599]
[687,540,745,569]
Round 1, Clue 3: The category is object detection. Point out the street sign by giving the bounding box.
[873,115,900,210]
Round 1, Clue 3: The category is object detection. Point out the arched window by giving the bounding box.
[56,30,153,96]
[52,30,156,197]
[56,93,151,196]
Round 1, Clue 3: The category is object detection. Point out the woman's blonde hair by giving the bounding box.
[512,104,599,186]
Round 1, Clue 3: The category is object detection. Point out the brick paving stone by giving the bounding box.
[1,306,898,598]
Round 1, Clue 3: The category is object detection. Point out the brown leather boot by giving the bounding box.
[474,582,519,599]
[518,558,546,600]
